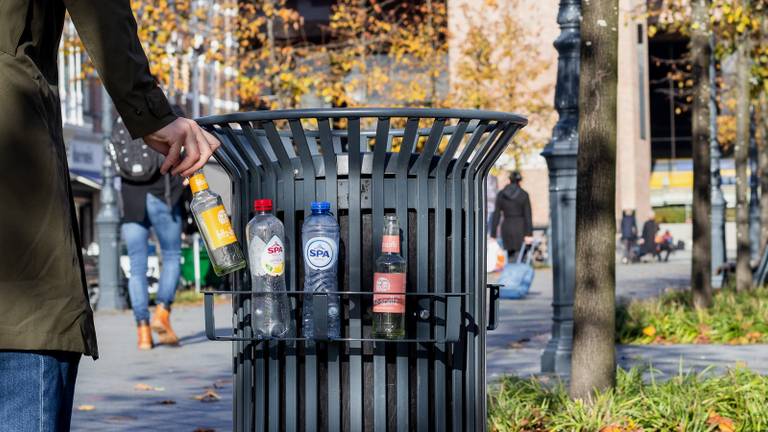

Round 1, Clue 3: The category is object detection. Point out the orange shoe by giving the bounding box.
[151,304,179,345]
[137,321,153,350]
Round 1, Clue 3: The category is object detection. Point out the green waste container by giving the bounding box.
[181,244,220,287]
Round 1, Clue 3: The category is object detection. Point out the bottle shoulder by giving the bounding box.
[191,191,221,210]
[303,213,339,230]
[247,214,285,238]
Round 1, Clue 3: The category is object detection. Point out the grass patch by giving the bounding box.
[171,289,205,305]
[617,288,768,345]
[488,367,768,431]
[653,205,688,223]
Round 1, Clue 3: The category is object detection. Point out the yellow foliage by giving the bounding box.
[642,325,656,337]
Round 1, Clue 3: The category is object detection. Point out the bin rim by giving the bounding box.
[196,107,528,127]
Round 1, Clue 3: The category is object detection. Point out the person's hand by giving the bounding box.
[524,236,534,245]
[143,117,220,177]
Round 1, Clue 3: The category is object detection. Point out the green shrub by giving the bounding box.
[488,367,768,431]
[617,287,768,345]
[652,206,687,223]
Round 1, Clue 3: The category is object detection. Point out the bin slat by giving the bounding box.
[371,117,390,432]
[347,117,364,432]
[433,120,469,431]
[393,118,418,432]
[317,120,338,213]
[414,119,444,432]
[262,121,301,432]
[241,122,278,198]
[465,124,504,431]
[209,135,249,432]
[220,132,258,432]
[316,118,341,431]
[221,124,265,431]
[475,124,519,428]
[220,125,262,200]
[447,121,487,431]
[288,119,321,432]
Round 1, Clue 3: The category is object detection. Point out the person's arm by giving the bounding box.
[523,193,533,237]
[64,0,218,176]
[490,206,501,238]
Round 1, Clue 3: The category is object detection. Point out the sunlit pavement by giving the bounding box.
[487,250,768,380]
[72,303,233,431]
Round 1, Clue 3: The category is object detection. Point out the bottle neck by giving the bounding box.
[381,233,400,254]
[311,209,327,216]
[189,173,209,194]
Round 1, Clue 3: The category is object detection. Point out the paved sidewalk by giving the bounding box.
[72,303,233,431]
[487,252,768,379]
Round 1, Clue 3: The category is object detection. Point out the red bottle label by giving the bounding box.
[373,272,406,313]
[381,235,400,254]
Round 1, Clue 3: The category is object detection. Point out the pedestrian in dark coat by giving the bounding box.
[0,1,219,428]
[639,213,660,259]
[491,171,533,261]
[620,209,638,263]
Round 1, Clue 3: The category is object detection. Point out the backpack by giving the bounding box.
[109,117,163,182]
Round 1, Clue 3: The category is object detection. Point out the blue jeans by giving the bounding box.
[0,351,80,431]
[121,193,182,322]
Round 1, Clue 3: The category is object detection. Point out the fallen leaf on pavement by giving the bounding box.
[158,399,176,405]
[134,383,164,392]
[213,379,233,389]
[104,415,138,423]
[194,389,221,402]
[707,411,735,432]
[193,428,216,432]
[76,405,95,411]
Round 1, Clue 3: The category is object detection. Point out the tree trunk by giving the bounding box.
[735,34,752,291]
[570,0,618,401]
[690,0,712,308]
[759,93,768,256]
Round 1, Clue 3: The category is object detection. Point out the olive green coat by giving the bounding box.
[0,0,177,357]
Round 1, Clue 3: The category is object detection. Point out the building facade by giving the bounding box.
[448,0,653,228]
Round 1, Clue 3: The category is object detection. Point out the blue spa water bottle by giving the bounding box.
[301,201,340,339]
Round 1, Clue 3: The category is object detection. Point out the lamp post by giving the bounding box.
[710,37,727,288]
[95,86,121,310]
[540,0,580,376]
[749,107,760,261]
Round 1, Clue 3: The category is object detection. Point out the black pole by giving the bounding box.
[540,0,580,376]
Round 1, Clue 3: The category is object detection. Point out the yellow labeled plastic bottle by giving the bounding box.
[189,171,246,276]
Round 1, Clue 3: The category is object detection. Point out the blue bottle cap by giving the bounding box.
[311,201,331,211]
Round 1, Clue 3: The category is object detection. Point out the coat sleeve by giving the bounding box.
[523,193,533,236]
[63,0,177,139]
[490,200,502,238]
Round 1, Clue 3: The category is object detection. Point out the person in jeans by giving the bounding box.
[620,209,638,264]
[0,1,219,429]
[119,137,186,349]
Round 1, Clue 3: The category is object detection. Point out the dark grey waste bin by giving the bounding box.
[197,108,526,432]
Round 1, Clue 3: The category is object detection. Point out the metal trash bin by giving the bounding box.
[197,108,526,432]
